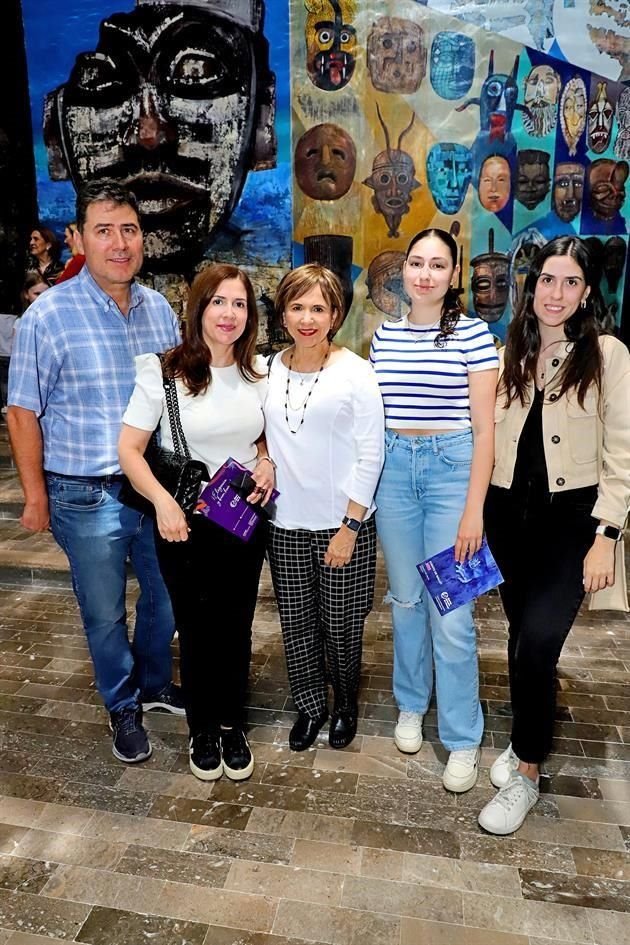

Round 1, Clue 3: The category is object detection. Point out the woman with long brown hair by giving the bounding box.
[119,263,274,782]
[478,236,630,835]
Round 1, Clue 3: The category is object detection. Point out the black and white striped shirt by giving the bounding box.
[369,314,499,431]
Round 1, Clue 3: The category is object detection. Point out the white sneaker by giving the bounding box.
[442,747,480,793]
[478,773,540,835]
[394,711,423,753]
[490,743,520,789]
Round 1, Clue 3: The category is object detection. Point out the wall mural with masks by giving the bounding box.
[22,0,290,321]
[291,0,629,355]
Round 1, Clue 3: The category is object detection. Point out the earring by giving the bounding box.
[580,299,587,309]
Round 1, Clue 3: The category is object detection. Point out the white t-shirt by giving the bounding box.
[264,348,385,530]
[123,354,267,476]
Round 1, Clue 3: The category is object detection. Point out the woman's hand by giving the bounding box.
[247,458,276,506]
[583,536,616,593]
[324,526,357,567]
[455,508,484,563]
[154,493,190,542]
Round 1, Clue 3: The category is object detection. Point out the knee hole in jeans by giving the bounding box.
[384,590,423,609]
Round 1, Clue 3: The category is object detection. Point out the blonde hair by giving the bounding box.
[274,264,346,337]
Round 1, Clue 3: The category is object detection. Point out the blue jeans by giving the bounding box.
[47,474,175,713]
[375,430,483,751]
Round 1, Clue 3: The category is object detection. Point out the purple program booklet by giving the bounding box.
[196,457,279,543]
[417,538,503,615]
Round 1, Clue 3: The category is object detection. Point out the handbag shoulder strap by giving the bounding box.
[157,353,191,459]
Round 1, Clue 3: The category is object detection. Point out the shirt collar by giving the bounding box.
[77,264,143,313]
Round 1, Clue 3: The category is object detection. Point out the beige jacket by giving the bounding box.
[492,334,630,529]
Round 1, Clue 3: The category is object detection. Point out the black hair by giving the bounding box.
[76,180,141,232]
[405,228,463,348]
[502,236,607,407]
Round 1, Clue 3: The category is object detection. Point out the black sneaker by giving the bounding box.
[109,706,152,763]
[220,727,254,780]
[142,682,186,716]
[189,733,223,781]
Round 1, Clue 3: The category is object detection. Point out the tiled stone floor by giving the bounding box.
[0,554,628,945]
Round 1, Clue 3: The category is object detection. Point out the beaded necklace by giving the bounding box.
[284,343,330,434]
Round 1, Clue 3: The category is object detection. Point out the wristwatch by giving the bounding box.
[342,515,362,532]
[596,524,623,541]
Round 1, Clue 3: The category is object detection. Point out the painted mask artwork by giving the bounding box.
[295,123,356,200]
[470,229,509,323]
[367,16,426,94]
[426,143,473,214]
[305,0,357,92]
[43,0,276,268]
[602,236,627,292]
[478,154,511,212]
[587,159,629,221]
[363,106,420,239]
[366,250,407,317]
[456,51,525,173]
[509,228,546,315]
[522,64,561,137]
[553,162,585,222]
[560,76,587,157]
[615,88,630,161]
[515,149,550,210]
[588,82,614,154]
[430,31,475,101]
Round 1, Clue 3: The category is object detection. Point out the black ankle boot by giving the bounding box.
[329,711,357,749]
[289,711,329,752]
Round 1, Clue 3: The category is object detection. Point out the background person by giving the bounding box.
[119,264,274,782]
[56,222,86,284]
[264,264,384,752]
[8,181,183,765]
[370,228,498,793]
[28,226,63,286]
[478,236,630,835]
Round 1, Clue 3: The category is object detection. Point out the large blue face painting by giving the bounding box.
[24,0,290,271]
[430,31,475,101]
[426,143,472,214]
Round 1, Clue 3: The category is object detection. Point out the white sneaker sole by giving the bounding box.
[189,757,223,781]
[112,742,153,764]
[394,731,423,754]
[222,757,254,781]
[142,701,186,717]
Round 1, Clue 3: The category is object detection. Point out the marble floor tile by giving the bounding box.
[341,874,463,923]
[0,888,90,939]
[400,917,529,944]
[462,892,594,943]
[272,900,400,945]
[244,808,354,844]
[586,907,630,945]
[75,905,208,945]
[114,843,231,887]
[81,810,191,851]
[571,845,630,881]
[14,828,127,870]
[225,860,344,906]
[185,824,294,864]
[290,838,362,874]
[519,868,630,912]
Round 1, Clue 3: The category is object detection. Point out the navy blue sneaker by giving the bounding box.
[109,706,152,763]
[142,682,186,716]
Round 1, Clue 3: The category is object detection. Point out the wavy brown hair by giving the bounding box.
[162,264,263,396]
[501,236,606,408]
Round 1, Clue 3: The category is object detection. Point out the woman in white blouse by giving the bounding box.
[118,264,274,782]
[265,264,384,751]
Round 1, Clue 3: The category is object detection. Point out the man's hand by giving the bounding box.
[21,495,50,532]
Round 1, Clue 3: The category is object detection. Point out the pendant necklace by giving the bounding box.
[284,343,330,434]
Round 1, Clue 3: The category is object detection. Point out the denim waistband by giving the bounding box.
[45,471,125,485]
[385,428,472,451]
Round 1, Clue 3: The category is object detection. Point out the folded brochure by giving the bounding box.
[196,457,279,542]
[417,538,503,615]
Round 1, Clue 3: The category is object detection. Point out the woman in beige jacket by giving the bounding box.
[478,236,630,836]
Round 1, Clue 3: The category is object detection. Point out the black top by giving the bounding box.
[511,386,548,493]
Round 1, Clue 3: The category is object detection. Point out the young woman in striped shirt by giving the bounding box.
[370,228,499,793]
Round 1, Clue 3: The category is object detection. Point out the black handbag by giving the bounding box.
[120,356,209,520]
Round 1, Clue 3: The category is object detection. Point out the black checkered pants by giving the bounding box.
[267,518,377,719]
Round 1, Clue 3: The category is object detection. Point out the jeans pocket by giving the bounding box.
[50,481,106,511]
[438,440,473,468]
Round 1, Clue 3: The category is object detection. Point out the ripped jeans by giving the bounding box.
[375,429,483,751]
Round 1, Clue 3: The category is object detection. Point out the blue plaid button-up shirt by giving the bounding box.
[9,266,181,476]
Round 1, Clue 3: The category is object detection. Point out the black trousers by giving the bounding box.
[267,518,377,719]
[484,483,597,763]
[155,515,266,734]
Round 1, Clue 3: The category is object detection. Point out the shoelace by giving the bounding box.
[192,733,218,755]
[398,711,421,726]
[494,776,537,810]
[114,708,139,736]
[451,748,478,764]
